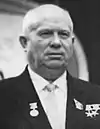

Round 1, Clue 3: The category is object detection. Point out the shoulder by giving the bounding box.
[73,76,100,90]
[0,76,18,89]
[72,77,100,102]
[0,69,27,96]
[68,72,99,90]
[0,71,28,106]
[0,73,22,88]
[0,76,21,100]
[0,66,29,90]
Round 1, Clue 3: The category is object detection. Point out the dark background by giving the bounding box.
[0,0,100,84]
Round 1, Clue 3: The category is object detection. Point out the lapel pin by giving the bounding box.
[29,102,39,117]
[73,98,83,110]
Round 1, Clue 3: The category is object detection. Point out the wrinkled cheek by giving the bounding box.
[27,48,43,68]
[64,43,73,58]
[27,51,35,65]
[27,39,49,65]
[27,51,38,69]
[31,40,45,52]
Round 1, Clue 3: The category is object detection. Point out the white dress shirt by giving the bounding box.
[28,66,67,129]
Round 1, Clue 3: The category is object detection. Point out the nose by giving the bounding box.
[50,33,61,48]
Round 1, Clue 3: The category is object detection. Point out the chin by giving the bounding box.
[44,60,66,69]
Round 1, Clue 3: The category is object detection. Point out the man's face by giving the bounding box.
[25,16,74,70]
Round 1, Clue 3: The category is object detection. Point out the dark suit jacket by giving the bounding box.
[0,67,100,129]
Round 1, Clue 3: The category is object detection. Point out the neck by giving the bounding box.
[30,65,66,82]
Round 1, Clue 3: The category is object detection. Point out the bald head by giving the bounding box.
[22,4,73,36]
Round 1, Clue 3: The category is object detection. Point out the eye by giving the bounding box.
[58,31,70,39]
[38,30,53,38]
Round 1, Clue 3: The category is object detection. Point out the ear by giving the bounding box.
[19,36,28,49]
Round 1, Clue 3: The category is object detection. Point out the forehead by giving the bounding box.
[36,18,71,31]
[36,8,71,27]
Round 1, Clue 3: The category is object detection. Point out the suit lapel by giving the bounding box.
[17,67,52,129]
[66,73,85,129]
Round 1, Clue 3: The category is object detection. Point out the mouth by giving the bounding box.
[46,52,64,59]
[46,52,63,55]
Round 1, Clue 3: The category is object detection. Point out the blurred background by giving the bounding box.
[0,0,99,85]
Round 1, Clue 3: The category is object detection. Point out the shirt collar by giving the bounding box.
[53,71,67,93]
[28,66,49,91]
[28,66,67,93]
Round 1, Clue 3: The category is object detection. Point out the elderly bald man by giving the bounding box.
[0,4,100,129]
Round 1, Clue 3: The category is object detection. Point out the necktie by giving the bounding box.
[43,83,61,129]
